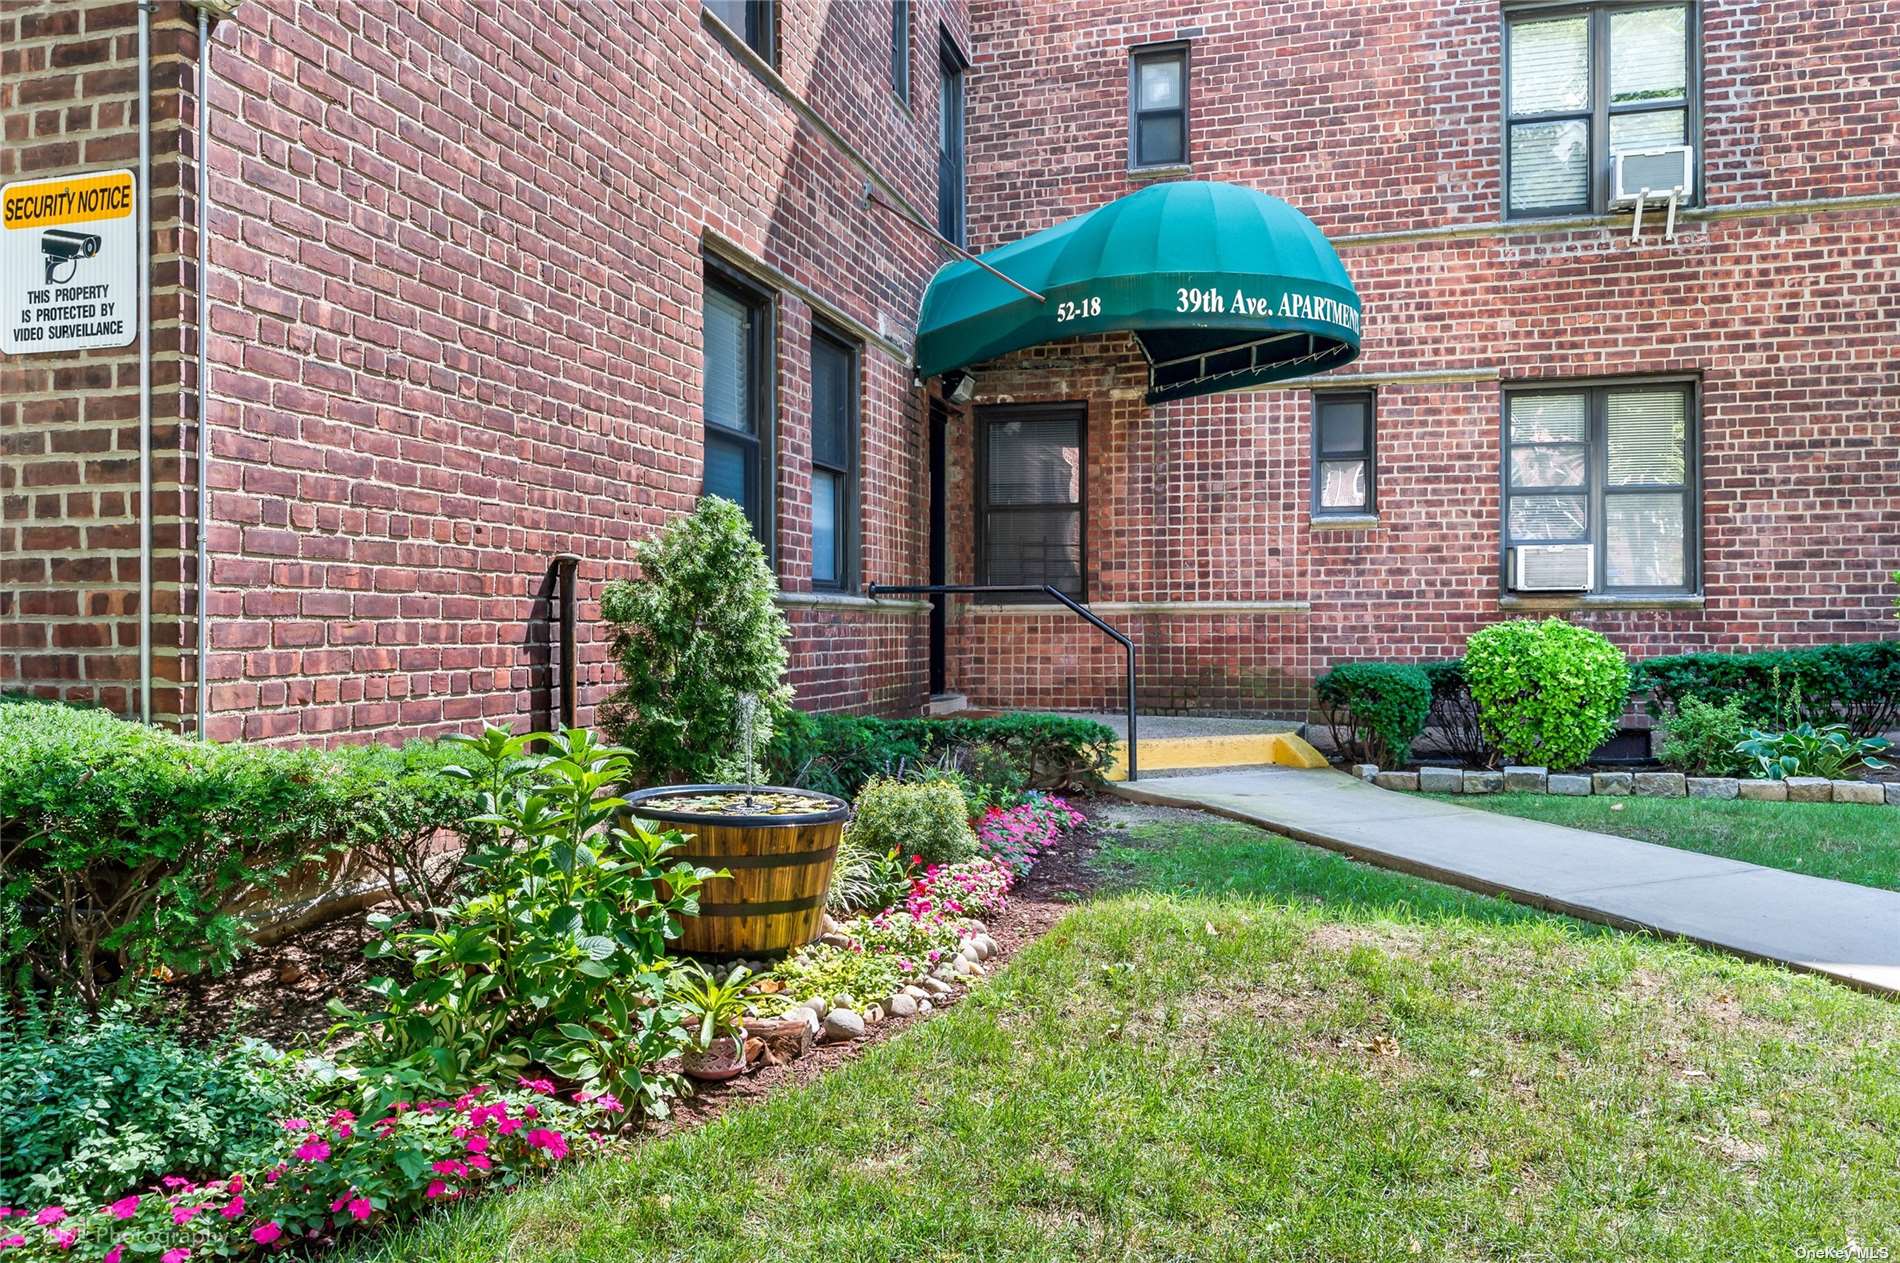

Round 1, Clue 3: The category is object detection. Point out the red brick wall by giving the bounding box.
[948,0,1900,716]
[2,0,967,742]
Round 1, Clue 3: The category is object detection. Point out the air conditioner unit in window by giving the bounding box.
[1612,145,1694,204]
[1512,544,1593,592]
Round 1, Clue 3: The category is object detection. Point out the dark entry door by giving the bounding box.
[927,399,949,695]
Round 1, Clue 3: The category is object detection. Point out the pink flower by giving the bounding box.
[107,1197,139,1220]
[516,1077,555,1096]
[251,1223,282,1245]
[104,1246,124,1263]
[424,1181,450,1201]
[346,1198,373,1222]
[431,1159,468,1178]
[159,1178,193,1191]
[0,1237,23,1250]
[33,1210,65,1227]
[294,1136,330,1163]
[48,1228,75,1249]
[264,1165,286,1184]
[467,1154,492,1171]
[465,1134,489,1154]
[328,1110,355,1139]
[172,1205,202,1226]
[280,1118,311,1132]
[496,1117,522,1136]
[161,1251,191,1263]
[220,1195,245,1219]
[525,1128,569,1160]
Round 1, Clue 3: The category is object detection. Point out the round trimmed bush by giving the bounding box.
[1313,662,1432,766]
[1464,619,1631,770]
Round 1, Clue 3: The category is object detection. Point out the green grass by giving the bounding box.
[1429,790,1900,892]
[352,816,1900,1263]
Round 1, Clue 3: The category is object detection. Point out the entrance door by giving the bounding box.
[928,398,948,695]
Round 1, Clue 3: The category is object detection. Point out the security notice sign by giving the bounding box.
[2,168,139,355]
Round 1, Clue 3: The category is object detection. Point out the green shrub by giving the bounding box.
[1314,662,1432,766]
[1656,695,1753,777]
[1419,658,1493,766]
[0,994,314,1206]
[1464,619,1631,770]
[599,497,792,785]
[330,739,492,924]
[1634,641,1900,740]
[0,701,486,1004]
[847,776,978,868]
[766,711,1114,798]
[331,727,713,1119]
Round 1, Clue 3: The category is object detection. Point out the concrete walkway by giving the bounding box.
[1112,766,1900,996]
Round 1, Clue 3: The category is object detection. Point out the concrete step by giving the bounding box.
[925,691,969,716]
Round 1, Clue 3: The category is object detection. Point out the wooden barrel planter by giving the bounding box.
[627,785,850,958]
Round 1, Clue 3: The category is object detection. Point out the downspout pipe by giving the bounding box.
[193,6,212,735]
[136,1,153,724]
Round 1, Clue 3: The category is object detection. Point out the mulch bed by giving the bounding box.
[162,796,1117,1130]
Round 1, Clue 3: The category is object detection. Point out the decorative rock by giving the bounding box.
[1347,763,1379,782]
[1887,783,1900,807]
[801,996,827,1018]
[1832,779,1885,806]
[933,967,958,983]
[1633,772,1687,798]
[1417,766,1462,793]
[1547,773,1592,797]
[917,999,933,1013]
[888,993,918,1017]
[822,1009,866,1041]
[1502,766,1547,793]
[1372,771,1419,791]
[1591,772,1633,796]
[1463,770,1503,795]
[1686,777,1739,800]
[979,934,999,956]
[1785,776,1832,803]
[1737,779,1787,802]
[922,976,954,996]
[786,1007,820,1036]
[864,1005,885,1023]
[902,984,930,1000]
[830,995,854,1013]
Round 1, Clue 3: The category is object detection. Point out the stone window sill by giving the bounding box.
[775,591,931,614]
[1497,593,1705,613]
[1312,514,1379,531]
[1128,162,1192,180]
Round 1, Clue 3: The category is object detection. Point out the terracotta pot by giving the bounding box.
[680,1035,746,1082]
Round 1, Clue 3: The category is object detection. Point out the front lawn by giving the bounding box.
[350,811,1900,1263]
[1433,791,1900,893]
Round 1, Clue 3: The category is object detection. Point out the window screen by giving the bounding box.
[1504,3,1696,216]
[978,408,1084,597]
[1312,392,1375,515]
[1503,383,1695,593]
[809,326,857,589]
[703,268,771,547]
[1131,45,1188,168]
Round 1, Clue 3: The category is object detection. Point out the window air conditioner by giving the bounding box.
[1612,145,1694,205]
[1512,544,1593,592]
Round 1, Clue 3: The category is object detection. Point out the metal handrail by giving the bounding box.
[865,583,1138,782]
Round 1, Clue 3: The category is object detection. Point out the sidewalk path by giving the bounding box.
[1111,766,1900,996]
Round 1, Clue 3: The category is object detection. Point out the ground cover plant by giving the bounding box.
[333,813,1900,1263]
[1435,791,1900,893]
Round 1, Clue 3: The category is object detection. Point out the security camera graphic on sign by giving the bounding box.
[41,229,102,285]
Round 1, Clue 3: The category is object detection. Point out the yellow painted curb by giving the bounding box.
[1105,730,1326,780]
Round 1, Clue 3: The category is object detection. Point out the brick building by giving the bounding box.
[3,0,1897,742]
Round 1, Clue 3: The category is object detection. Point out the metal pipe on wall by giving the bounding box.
[136,1,153,724]
[194,7,213,735]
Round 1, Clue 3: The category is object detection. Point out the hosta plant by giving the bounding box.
[330,727,718,1119]
[1734,723,1894,781]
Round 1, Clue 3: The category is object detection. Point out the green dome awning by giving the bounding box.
[916,181,1362,404]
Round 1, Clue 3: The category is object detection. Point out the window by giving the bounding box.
[702,264,773,548]
[890,1,910,103]
[977,405,1084,598]
[1503,382,1696,593]
[1503,3,1697,216]
[1312,392,1375,516]
[1130,44,1188,168]
[705,0,775,62]
[937,33,966,245]
[809,325,858,589]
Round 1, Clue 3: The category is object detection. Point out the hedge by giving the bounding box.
[0,699,484,1003]
[1419,659,1492,767]
[1314,662,1432,766]
[1464,619,1630,770]
[767,710,1116,798]
[1634,641,1900,739]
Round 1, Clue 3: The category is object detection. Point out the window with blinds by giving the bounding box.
[1130,44,1189,169]
[1503,382,1695,593]
[1312,391,1376,516]
[1504,3,1696,216]
[977,406,1085,598]
[809,325,858,590]
[703,265,772,549]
